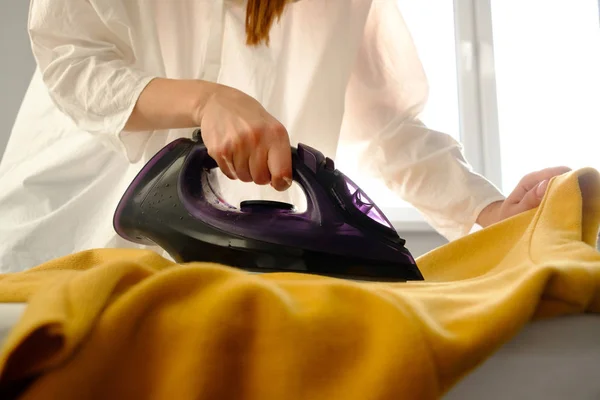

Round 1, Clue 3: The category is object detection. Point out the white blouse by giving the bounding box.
[0,0,505,271]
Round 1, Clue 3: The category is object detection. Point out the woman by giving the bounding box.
[0,0,568,271]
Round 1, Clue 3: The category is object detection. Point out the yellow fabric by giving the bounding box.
[1,169,600,399]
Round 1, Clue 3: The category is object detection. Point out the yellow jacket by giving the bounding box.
[0,169,599,399]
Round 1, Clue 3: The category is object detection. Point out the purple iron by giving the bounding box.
[113,130,423,281]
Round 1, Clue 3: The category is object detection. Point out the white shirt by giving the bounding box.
[0,0,505,272]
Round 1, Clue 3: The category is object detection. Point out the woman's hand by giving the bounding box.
[477,166,572,227]
[126,78,292,191]
[198,85,293,192]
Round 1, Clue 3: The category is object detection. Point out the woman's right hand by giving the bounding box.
[198,85,293,192]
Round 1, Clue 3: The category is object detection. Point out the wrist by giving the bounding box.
[476,200,503,228]
[125,78,222,131]
[189,80,222,126]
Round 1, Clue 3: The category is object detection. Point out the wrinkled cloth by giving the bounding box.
[0,0,504,271]
[0,168,598,399]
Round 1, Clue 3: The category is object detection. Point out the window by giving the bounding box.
[490,0,600,191]
[335,0,461,231]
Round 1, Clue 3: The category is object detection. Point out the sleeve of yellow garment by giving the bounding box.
[0,169,599,400]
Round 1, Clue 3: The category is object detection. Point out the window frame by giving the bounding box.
[388,0,504,235]
[453,0,503,190]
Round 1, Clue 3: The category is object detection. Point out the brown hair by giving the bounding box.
[245,0,290,46]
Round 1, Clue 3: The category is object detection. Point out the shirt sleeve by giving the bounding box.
[28,0,157,162]
[340,1,505,241]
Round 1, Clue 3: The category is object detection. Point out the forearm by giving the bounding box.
[125,78,221,132]
[363,120,505,239]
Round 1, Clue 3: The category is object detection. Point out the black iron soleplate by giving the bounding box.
[148,226,423,282]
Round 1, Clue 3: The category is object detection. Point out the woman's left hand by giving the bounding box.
[477,166,572,228]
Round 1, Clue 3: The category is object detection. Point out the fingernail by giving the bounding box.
[283,177,293,187]
[536,179,548,198]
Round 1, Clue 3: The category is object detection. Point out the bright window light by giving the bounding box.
[335,0,461,216]
[491,0,600,191]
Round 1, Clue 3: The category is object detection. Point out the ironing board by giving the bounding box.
[444,314,600,399]
[0,303,598,398]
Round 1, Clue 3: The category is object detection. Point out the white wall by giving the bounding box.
[0,1,35,160]
[0,2,447,259]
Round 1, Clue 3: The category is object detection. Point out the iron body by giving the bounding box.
[113,133,423,281]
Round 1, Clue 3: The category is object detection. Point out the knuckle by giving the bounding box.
[271,122,288,138]
[229,136,244,152]
[245,127,263,146]
[245,129,259,143]
[211,144,230,159]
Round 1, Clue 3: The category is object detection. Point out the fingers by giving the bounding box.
[206,123,291,190]
[535,179,549,199]
[249,146,271,185]
[232,142,253,183]
[507,166,572,205]
[229,124,289,187]
[501,166,571,220]
[523,166,571,189]
[267,125,293,191]
[200,87,293,188]
[512,179,548,214]
[209,147,237,180]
